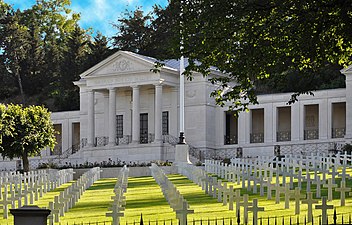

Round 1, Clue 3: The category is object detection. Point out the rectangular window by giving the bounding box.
[52,124,62,155]
[140,113,148,143]
[162,111,169,135]
[225,111,238,144]
[304,104,319,140]
[116,115,123,138]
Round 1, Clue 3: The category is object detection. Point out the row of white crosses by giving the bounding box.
[106,165,129,225]
[47,167,102,225]
[150,163,194,225]
[205,152,352,224]
[177,164,265,225]
[0,168,74,219]
[208,152,351,203]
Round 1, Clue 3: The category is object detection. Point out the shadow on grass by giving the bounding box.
[127,198,172,208]
[85,179,117,191]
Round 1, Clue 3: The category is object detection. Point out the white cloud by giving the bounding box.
[6,0,168,38]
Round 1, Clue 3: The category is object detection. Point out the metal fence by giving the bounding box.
[51,210,352,225]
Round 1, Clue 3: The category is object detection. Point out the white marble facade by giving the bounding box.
[4,50,352,168]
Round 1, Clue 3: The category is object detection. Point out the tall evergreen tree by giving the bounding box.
[86,32,114,68]
[112,8,153,55]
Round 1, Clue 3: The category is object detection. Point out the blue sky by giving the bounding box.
[5,0,168,38]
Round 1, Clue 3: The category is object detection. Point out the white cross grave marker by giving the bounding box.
[335,180,351,206]
[301,192,318,223]
[323,178,337,201]
[315,196,333,225]
[248,199,264,225]
[176,201,194,225]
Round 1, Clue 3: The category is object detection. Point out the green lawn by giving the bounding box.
[59,178,117,224]
[1,168,352,225]
[0,181,74,225]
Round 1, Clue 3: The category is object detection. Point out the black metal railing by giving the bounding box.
[224,135,238,145]
[118,135,132,144]
[81,138,88,148]
[276,131,291,142]
[304,129,319,140]
[332,127,345,138]
[250,132,264,143]
[95,136,109,147]
[61,210,352,225]
[140,133,155,144]
[162,134,178,145]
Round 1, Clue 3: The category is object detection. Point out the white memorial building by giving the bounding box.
[2,50,352,169]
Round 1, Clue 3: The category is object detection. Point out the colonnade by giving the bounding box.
[86,83,164,147]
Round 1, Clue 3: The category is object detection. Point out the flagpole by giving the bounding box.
[179,55,185,144]
[179,0,186,144]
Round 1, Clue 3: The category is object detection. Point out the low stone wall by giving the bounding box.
[73,166,178,179]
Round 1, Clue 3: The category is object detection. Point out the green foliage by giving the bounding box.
[342,143,352,155]
[0,104,56,171]
[254,63,345,101]
[112,8,153,54]
[161,0,352,114]
[112,5,179,59]
[0,0,112,111]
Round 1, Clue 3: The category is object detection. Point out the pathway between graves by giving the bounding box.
[120,176,176,224]
[167,174,238,220]
[58,178,117,224]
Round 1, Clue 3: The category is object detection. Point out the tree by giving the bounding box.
[112,8,153,55]
[111,6,180,59]
[53,25,90,111]
[0,0,86,110]
[0,104,7,146]
[165,0,351,114]
[0,104,56,172]
[86,32,114,69]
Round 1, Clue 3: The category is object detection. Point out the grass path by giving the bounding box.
[59,178,117,224]
[1,169,352,225]
[120,176,176,224]
[168,174,238,220]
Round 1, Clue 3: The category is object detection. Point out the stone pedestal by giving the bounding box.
[10,205,51,225]
[174,144,192,164]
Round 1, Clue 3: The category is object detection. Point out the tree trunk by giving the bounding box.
[15,66,25,105]
[22,153,29,172]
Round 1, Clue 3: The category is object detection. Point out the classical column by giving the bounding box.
[291,102,300,141]
[170,87,179,137]
[87,89,95,147]
[319,99,328,139]
[108,87,117,146]
[264,104,274,143]
[132,85,140,144]
[154,84,163,143]
[342,67,352,139]
[238,111,248,145]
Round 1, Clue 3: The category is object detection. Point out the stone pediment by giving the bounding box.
[80,51,154,78]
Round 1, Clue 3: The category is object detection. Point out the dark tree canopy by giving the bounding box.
[111,6,179,59]
[163,0,351,112]
[0,0,113,111]
[1,0,350,113]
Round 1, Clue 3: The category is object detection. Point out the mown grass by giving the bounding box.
[201,167,352,224]
[0,181,74,225]
[1,167,352,225]
[58,178,117,224]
